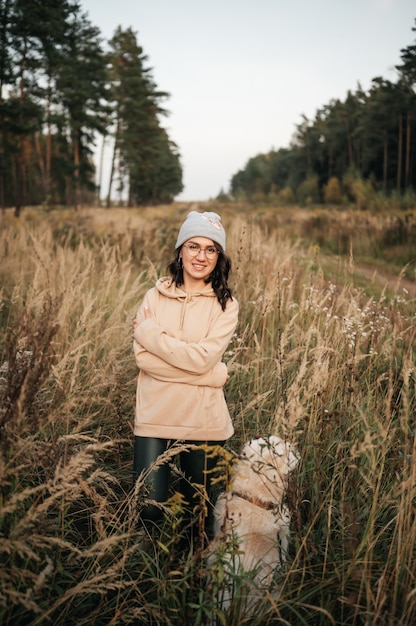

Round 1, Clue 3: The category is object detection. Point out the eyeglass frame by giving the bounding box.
[181,242,220,260]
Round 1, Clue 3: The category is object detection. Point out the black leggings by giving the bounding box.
[133,436,224,534]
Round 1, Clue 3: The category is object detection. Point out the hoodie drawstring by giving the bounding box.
[179,293,192,330]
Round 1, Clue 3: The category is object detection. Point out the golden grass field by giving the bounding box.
[0,202,415,625]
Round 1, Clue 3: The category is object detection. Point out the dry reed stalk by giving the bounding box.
[0,207,415,625]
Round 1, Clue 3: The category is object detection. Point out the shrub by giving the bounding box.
[296,175,320,205]
[277,186,296,205]
[323,176,342,204]
[349,176,375,210]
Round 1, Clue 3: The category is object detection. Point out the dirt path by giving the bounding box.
[353,262,416,298]
[317,255,416,299]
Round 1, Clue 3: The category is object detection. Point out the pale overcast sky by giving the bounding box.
[81,0,416,201]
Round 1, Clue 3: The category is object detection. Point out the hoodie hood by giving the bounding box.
[155,276,216,329]
[156,276,216,299]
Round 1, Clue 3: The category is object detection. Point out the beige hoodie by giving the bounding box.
[133,277,239,441]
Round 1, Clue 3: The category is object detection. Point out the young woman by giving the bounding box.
[132,211,238,543]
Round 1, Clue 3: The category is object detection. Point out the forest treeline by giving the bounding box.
[3,2,416,216]
[0,0,183,215]
[230,20,416,209]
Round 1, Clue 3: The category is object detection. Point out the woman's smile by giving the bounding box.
[192,262,207,271]
[180,236,217,289]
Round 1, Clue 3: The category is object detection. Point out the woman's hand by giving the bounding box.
[132,306,151,337]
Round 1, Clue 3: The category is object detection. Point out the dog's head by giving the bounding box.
[233,436,299,504]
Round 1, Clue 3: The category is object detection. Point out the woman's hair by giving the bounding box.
[167,245,233,311]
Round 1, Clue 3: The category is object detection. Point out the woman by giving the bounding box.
[132,211,238,543]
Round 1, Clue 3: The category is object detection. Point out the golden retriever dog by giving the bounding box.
[207,436,298,613]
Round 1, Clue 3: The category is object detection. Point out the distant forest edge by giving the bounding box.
[1,0,183,216]
[228,20,416,210]
[1,2,415,216]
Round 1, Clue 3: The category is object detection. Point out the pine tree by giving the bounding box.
[3,0,46,215]
[108,27,182,206]
[0,0,15,211]
[54,7,110,208]
[396,20,416,190]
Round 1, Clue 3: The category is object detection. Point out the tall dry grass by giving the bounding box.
[0,205,415,625]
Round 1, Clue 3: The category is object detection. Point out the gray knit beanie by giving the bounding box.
[175,211,226,251]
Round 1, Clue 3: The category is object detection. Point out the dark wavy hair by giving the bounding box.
[167,244,233,311]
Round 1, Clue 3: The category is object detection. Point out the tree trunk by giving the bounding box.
[383,139,388,193]
[45,74,52,204]
[397,113,403,192]
[347,133,354,169]
[107,116,119,208]
[107,138,116,208]
[34,132,47,196]
[14,146,24,216]
[0,89,5,213]
[405,111,411,189]
[328,143,333,178]
[15,37,28,217]
[97,134,106,207]
[73,129,80,210]
[0,135,5,214]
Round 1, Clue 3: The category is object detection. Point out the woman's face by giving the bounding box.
[180,236,218,289]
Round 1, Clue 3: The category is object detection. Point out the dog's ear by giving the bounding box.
[268,437,300,473]
[287,448,300,471]
[241,441,257,463]
[244,438,265,458]
[251,438,266,449]
[265,436,286,458]
[268,435,282,447]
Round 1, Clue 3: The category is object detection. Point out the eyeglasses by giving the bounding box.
[182,243,219,260]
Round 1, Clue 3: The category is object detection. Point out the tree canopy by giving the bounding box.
[0,0,183,214]
[230,19,416,206]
